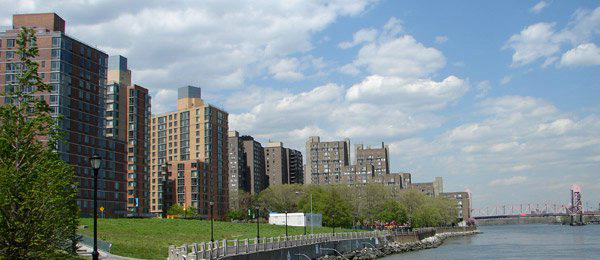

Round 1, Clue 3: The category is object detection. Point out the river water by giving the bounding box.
[381,224,600,260]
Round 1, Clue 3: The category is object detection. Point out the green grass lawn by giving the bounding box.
[79,218,361,259]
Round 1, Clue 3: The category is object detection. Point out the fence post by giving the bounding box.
[235,239,239,255]
[201,243,206,259]
[191,243,198,260]
[181,244,188,260]
[244,239,249,254]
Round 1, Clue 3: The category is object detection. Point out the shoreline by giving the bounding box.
[317,229,480,260]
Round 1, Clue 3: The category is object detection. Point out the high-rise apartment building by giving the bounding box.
[241,135,267,194]
[265,142,289,186]
[106,55,151,216]
[0,13,127,217]
[227,131,248,210]
[355,143,389,176]
[149,86,228,219]
[305,136,351,185]
[264,142,304,186]
[287,148,304,184]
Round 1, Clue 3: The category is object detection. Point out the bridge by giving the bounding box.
[471,185,599,225]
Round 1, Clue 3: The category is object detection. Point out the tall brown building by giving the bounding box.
[106,55,151,216]
[241,135,267,194]
[355,143,389,176]
[0,13,127,217]
[264,142,304,186]
[227,131,248,210]
[305,136,351,185]
[149,86,228,219]
[265,142,289,186]
[287,148,304,184]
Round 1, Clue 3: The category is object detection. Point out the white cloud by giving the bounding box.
[434,36,448,44]
[152,88,178,114]
[530,1,548,14]
[504,23,561,66]
[338,28,378,49]
[346,75,468,110]
[489,176,528,186]
[505,6,600,67]
[559,43,600,67]
[228,74,468,148]
[269,58,304,81]
[340,17,445,78]
[500,75,512,85]
[541,56,559,68]
[338,63,361,75]
[354,35,446,77]
[475,80,491,98]
[1,0,377,112]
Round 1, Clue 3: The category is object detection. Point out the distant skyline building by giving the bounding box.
[241,135,267,194]
[106,55,151,217]
[287,148,304,184]
[264,141,304,186]
[410,177,444,197]
[305,136,351,185]
[355,143,389,176]
[441,191,471,222]
[265,142,289,186]
[227,130,248,210]
[149,86,228,219]
[0,13,128,217]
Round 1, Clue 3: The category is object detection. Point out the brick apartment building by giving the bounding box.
[149,86,228,219]
[0,13,128,217]
[105,55,151,216]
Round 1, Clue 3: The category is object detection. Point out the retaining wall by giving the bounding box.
[220,237,380,260]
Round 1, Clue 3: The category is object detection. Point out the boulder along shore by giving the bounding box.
[317,230,480,260]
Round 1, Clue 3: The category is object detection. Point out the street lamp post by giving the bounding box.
[89,154,102,260]
[332,213,336,236]
[210,201,214,242]
[285,210,288,241]
[255,207,260,242]
[295,191,313,235]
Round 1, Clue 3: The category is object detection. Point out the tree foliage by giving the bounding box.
[0,27,79,259]
[261,184,458,229]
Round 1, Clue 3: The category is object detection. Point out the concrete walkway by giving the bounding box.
[77,243,144,260]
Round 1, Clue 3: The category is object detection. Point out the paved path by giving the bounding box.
[77,243,144,260]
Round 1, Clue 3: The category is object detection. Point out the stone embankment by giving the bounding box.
[317,230,479,260]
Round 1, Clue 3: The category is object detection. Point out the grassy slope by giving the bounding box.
[79,218,359,259]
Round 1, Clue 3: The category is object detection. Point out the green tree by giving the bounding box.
[411,203,442,228]
[376,199,408,224]
[257,184,304,212]
[0,27,79,259]
[167,204,185,216]
[184,206,199,219]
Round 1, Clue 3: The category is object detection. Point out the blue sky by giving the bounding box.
[2,0,599,210]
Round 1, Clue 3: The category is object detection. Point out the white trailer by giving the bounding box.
[268,213,322,227]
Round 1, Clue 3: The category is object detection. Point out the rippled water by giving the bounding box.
[381,224,600,260]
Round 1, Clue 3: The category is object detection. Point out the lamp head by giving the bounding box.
[90,154,102,170]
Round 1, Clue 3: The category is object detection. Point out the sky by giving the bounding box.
[2,0,600,211]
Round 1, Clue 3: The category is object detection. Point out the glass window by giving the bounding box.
[7,39,15,48]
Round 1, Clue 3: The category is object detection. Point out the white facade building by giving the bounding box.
[269,213,322,227]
